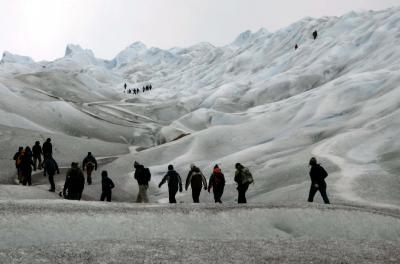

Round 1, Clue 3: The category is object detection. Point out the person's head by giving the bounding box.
[213,166,221,174]
[134,161,140,169]
[71,162,78,168]
[101,170,108,178]
[25,146,31,152]
[235,163,243,170]
[190,163,196,170]
[214,164,219,169]
[35,141,40,145]
[46,138,51,143]
[168,164,174,171]
[18,146,23,152]
[309,157,317,166]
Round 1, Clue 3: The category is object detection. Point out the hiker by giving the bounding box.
[308,157,330,204]
[136,88,139,94]
[42,138,52,157]
[208,165,225,203]
[143,86,145,93]
[20,147,34,186]
[124,83,127,91]
[159,165,183,203]
[134,161,151,203]
[149,84,152,90]
[13,147,24,183]
[313,30,318,40]
[295,44,299,50]
[128,89,131,94]
[234,163,254,204]
[185,164,207,203]
[32,141,43,171]
[100,170,115,202]
[63,162,85,200]
[82,152,97,185]
[43,154,60,192]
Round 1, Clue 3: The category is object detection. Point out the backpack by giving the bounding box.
[16,153,23,167]
[87,162,94,170]
[213,173,224,186]
[190,171,203,187]
[319,165,328,179]
[241,168,254,184]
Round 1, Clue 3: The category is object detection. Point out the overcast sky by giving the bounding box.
[0,0,399,61]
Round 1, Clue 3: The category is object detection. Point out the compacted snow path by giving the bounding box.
[0,201,399,263]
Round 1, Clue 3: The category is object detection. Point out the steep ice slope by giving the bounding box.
[0,8,399,208]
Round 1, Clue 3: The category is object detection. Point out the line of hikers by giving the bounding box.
[13,140,330,204]
[124,83,152,95]
[294,30,318,50]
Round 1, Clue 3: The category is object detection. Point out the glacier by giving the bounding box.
[0,7,400,263]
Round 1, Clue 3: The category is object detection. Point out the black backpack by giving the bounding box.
[144,168,151,182]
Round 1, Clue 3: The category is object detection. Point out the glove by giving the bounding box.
[179,187,183,193]
[158,183,162,188]
[204,187,207,191]
[208,188,210,193]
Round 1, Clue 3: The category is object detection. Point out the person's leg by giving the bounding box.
[169,188,177,203]
[319,186,330,204]
[100,192,106,201]
[38,155,42,170]
[87,168,92,185]
[48,173,55,191]
[107,192,112,202]
[136,186,143,203]
[242,183,249,203]
[27,173,32,186]
[33,157,38,171]
[142,185,149,203]
[237,185,244,204]
[308,185,318,202]
[193,188,201,203]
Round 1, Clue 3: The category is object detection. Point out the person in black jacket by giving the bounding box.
[20,147,34,186]
[63,162,85,200]
[185,164,207,203]
[308,157,330,204]
[100,170,115,202]
[208,165,225,203]
[82,152,98,185]
[43,155,60,192]
[134,161,151,203]
[159,165,182,203]
[313,30,318,40]
[42,138,52,157]
[32,141,43,171]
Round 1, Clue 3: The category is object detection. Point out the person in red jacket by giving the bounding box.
[208,165,225,203]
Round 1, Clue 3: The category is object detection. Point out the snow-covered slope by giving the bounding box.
[1,7,400,207]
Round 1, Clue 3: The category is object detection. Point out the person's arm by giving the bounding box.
[43,161,47,176]
[63,175,70,196]
[159,174,167,188]
[234,170,240,184]
[13,153,18,160]
[177,173,183,192]
[109,179,115,189]
[82,158,86,170]
[208,174,214,192]
[185,171,191,191]
[201,172,207,190]
[94,158,98,170]
[222,173,226,185]
[55,160,60,174]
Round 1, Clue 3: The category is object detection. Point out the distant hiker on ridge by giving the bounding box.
[185,164,207,203]
[295,44,299,50]
[134,161,151,203]
[159,165,183,203]
[234,163,254,204]
[124,83,127,92]
[307,157,330,204]
[313,30,318,40]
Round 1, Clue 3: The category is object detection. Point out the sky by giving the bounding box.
[0,0,399,61]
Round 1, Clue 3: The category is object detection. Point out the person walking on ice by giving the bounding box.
[208,165,225,203]
[100,171,115,202]
[42,154,60,192]
[185,164,207,203]
[133,161,151,203]
[82,152,97,185]
[234,163,254,204]
[307,157,330,204]
[159,165,183,203]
